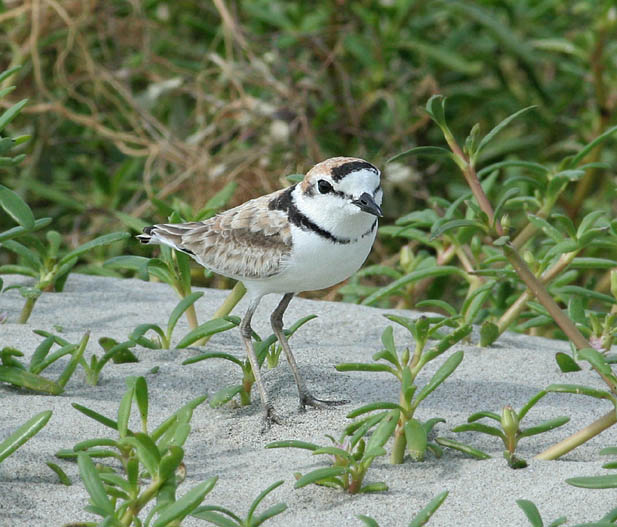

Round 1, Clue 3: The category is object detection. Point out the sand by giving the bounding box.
[1,273,615,527]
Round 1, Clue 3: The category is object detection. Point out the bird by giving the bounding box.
[137,157,383,427]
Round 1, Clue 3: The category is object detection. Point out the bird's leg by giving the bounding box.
[270,293,348,411]
[240,297,282,429]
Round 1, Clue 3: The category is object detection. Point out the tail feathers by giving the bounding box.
[136,225,155,244]
[136,224,197,257]
[136,224,183,248]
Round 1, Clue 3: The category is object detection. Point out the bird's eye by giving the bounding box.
[317,179,333,194]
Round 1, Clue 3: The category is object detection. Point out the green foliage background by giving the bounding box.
[1,0,616,299]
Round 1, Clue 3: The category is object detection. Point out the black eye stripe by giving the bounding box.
[331,161,379,181]
[321,188,357,201]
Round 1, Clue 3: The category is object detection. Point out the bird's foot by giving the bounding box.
[299,392,349,411]
[261,404,284,433]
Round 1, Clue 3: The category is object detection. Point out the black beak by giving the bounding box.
[352,192,383,217]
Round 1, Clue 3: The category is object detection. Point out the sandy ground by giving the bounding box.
[0,273,615,527]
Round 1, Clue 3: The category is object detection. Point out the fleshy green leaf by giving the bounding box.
[294,467,346,488]
[57,332,89,389]
[362,266,464,306]
[0,185,35,229]
[387,146,454,165]
[158,445,184,481]
[0,217,51,243]
[434,437,491,459]
[476,106,537,156]
[335,363,396,374]
[430,219,486,240]
[208,385,244,408]
[346,402,403,419]
[153,477,218,526]
[366,410,399,452]
[77,452,114,516]
[266,440,320,451]
[72,403,119,431]
[357,515,379,527]
[117,378,136,439]
[0,99,28,133]
[176,318,238,348]
[123,433,160,476]
[409,490,449,527]
[0,366,63,394]
[151,394,207,442]
[516,499,543,527]
[183,351,244,367]
[567,125,617,168]
[555,352,581,373]
[452,422,505,439]
[59,232,130,266]
[566,475,617,489]
[167,292,205,338]
[414,351,464,406]
[545,383,614,401]
[519,417,570,438]
[46,462,72,485]
[0,410,52,463]
[135,376,148,433]
[404,419,428,462]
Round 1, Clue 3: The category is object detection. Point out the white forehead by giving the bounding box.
[335,167,381,193]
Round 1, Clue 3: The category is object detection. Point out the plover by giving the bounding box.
[137,157,383,426]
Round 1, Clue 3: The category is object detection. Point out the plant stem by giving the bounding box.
[120,477,163,525]
[511,192,561,250]
[213,281,246,320]
[18,296,37,323]
[503,244,617,393]
[184,303,199,331]
[535,410,617,460]
[446,139,502,236]
[390,425,406,464]
[501,245,587,349]
[497,250,579,335]
[198,281,246,346]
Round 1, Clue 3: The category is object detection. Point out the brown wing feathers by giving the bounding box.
[137,193,292,280]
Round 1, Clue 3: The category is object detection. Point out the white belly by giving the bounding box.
[244,225,376,297]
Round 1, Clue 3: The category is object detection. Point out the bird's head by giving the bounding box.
[300,157,383,220]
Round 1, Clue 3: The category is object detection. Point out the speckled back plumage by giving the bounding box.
[139,189,292,280]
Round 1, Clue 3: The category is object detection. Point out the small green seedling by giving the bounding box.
[192,479,287,526]
[451,391,569,468]
[0,410,52,464]
[0,332,89,394]
[267,410,398,494]
[85,337,139,385]
[1,229,129,323]
[128,292,238,350]
[36,330,138,386]
[183,314,316,408]
[357,489,449,526]
[57,376,217,526]
[338,314,470,464]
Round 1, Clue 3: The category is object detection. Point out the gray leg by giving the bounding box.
[270,293,348,411]
[240,297,281,429]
